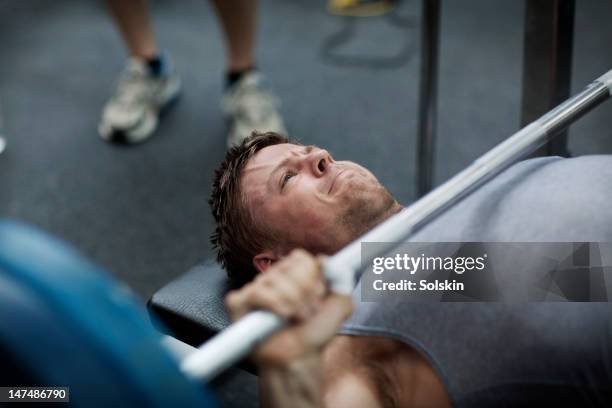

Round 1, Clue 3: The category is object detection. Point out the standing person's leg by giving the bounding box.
[210,0,287,147]
[105,0,159,60]
[99,0,181,144]
[209,0,256,73]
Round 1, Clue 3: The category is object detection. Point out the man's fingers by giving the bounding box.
[225,249,327,322]
[226,282,293,321]
[273,250,327,321]
[298,294,353,349]
[253,294,353,367]
[276,249,323,295]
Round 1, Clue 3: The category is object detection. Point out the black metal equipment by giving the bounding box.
[417,0,578,196]
[521,0,575,158]
[416,0,440,197]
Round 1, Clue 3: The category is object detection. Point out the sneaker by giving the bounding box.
[222,71,287,147]
[98,57,181,144]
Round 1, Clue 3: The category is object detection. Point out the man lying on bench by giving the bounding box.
[210,132,612,407]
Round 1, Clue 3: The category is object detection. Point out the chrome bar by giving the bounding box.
[161,335,197,362]
[181,311,282,381]
[181,70,612,382]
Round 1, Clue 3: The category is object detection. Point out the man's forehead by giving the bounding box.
[240,143,303,209]
[244,143,302,173]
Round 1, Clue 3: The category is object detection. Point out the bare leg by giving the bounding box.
[105,0,159,59]
[209,0,258,72]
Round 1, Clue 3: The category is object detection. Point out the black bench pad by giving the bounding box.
[148,260,232,347]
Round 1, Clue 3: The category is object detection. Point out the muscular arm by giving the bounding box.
[225,249,361,408]
[259,358,382,408]
[259,355,324,408]
[230,250,448,407]
[323,373,383,408]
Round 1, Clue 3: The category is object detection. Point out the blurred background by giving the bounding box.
[1,0,611,305]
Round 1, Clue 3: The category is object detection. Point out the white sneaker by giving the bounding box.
[98,58,181,144]
[222,71,287,147]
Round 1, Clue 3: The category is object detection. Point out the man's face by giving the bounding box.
[241,143,399,259]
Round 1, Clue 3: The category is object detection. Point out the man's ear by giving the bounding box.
[253,251,280,273]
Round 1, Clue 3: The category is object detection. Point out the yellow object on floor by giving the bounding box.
[328,0,397,17]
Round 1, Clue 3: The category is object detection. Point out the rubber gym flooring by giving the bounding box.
[1,1,612,406]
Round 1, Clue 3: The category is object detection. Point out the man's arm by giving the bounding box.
[226,249,373,408]
[258,349,383,408]
[323,370,383,407]
[259,359,382,408]
[258,355,323,408]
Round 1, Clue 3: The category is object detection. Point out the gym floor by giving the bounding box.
[2,1,612,406]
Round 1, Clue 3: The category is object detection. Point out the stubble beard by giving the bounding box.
[336,183,399,247]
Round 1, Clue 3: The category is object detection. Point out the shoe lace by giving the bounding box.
[113,67,155,106]
[224,82,280,123]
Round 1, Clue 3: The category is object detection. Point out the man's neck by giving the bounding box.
[385,201,405,220]
[369,200,405,232]
[327,201,405,256]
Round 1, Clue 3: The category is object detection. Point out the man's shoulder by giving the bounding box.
[410,155,612,242]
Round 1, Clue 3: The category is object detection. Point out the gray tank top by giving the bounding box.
[340,156,612,406]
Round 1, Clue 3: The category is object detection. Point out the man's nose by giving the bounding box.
[308,149,331,176]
